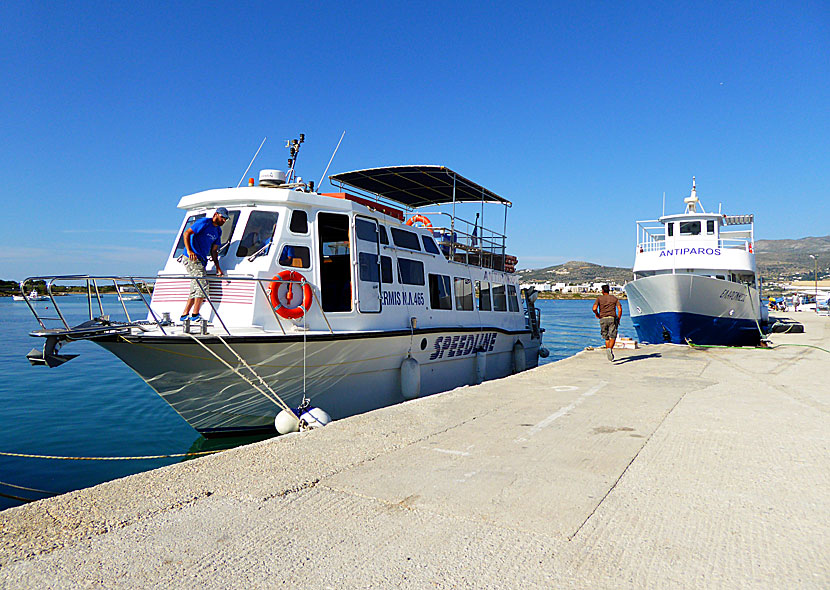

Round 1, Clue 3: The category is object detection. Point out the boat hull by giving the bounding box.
[625,274,762,346]
[97,328,539,437]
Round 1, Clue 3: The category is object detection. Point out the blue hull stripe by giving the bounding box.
[632,312,760,346]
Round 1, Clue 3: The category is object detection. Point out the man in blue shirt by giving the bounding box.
[180,207,229,322]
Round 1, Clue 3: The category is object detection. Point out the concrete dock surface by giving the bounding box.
[1,313,828,589]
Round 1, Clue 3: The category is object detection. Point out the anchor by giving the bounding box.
[26,335,78,368]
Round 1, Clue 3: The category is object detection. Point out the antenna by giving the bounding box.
[319,131,346,190]
[285,133,305,183]
[236,137,267,188]
[662,192,665,217]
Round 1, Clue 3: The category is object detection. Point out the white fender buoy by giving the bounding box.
[512,341,527,374]
[300,407,331,429]
[401,357,421,400]
[475,350,487,384]
[539,346,550,358]
[275,409,300,434]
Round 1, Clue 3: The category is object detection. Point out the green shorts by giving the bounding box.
[600,316,618,340]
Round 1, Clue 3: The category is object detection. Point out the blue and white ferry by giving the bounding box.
[19,138,544,437]
[625,179,767,346]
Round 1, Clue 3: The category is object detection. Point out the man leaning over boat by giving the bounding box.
[593,284,622,361]
[180,207,228,322]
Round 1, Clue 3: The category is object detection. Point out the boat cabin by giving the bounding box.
[632,179,757,287]
[150,166,527,335]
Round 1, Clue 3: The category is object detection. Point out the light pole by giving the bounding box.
[809,254,818,314]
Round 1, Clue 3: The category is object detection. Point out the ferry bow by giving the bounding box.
[625,178,767,346]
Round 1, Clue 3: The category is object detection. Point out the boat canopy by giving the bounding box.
[329,165,511,209]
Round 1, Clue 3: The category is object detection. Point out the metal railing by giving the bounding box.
[636,238,755,254]
[19,274,333,338]
[414,211,509,270]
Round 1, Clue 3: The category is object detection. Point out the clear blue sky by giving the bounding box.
[1,1,827,280]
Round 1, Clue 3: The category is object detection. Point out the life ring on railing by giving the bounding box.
[748,242,753,253]
[269,270,313,319]
[405,214,433,232]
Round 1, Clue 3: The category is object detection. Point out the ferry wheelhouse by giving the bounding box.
[625,179,766,346]
[21,151,543,437]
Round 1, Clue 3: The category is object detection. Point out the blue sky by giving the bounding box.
[1,1,827,279]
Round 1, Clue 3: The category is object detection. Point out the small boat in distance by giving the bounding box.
[625,178,766,346]
[13,289,48,302]
[20,136,546,437]
[117,285,143,301]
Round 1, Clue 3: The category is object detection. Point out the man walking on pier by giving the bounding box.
[593,284,622,361]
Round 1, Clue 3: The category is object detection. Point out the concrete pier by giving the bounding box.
[1,313,828,588]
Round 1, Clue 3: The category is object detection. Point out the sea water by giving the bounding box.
[0,296,633,510]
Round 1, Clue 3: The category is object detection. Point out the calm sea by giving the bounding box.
[0,296,633,510]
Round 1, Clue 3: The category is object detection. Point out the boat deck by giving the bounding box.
[2,312,828,588]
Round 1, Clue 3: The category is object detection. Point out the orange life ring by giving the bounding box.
[405,214,433,233]
[269,270,313,319]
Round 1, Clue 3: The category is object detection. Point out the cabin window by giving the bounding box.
[318,212,352,312]
[477,281,492,311]
[507,285,520,312]
[381,255,393,284]
[358,252,380,282]
[398,258,425,286]
[379,225,389,245]
[356,218,380,242]
[174,214,206,259]
[679,221,701,236]
[493,285,507,311]
[391,228,421,251]
[279,245,310,268]
[422,236,441,255]
[236,211,278,257]
[707,220,715,235]
[429,274,453,310]
[667,223,674,237]
[454,278,474,311]
[289,210,308,234]
[216,210,241,256]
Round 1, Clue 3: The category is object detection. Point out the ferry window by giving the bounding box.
[507,285,520,312]
[429,274,453,310]
[358,252,380,282]
[217,210,241,256]
[679,221,701,236]
[707,220,715,235]
[455,278,474,311]
[356,218,379,242]
[174,214,206,258]
[422,236,441,255]
[236,211,278,257]
[493,285,507,311]
[381,255,393,283]
[398,258,425,286]
[379,225,389,245]
[477,281,492,311]
[289,210,308,234]
[279,245,310,268]
[318,212,352,312]
[391,228,421,251]
[667,223,674,237]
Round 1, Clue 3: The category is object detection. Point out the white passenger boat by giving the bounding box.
[21,140,545,437]
[625,179,767,346]
[13,289,48,302]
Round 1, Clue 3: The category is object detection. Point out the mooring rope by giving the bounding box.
[0,449,224,460]
[185,333,295,415]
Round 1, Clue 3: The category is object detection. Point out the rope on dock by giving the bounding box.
[0,449,224,461]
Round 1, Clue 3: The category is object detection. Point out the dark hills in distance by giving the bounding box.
[518,235,830,284]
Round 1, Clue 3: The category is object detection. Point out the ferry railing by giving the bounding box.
[19,275,333,338]
[414,211,508,270]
